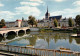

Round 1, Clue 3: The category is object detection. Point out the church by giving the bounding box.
[45,6,62,21]
[37,6,62,28]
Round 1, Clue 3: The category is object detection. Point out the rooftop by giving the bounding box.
[49,15,62,21]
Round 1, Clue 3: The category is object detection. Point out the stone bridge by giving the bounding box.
[0,27,30,37]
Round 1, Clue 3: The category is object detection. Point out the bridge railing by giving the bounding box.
[0,27,30,31]
[0,44,80,56]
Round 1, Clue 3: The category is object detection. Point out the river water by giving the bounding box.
[0,31,80,52]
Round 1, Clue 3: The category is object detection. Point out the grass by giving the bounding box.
[39,29,53,33]
[39,28,76,33]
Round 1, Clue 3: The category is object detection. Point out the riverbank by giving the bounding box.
[30,27,73,32]
[39,28,73,33]
[32,27,79,33]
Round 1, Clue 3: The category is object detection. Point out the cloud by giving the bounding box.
[39,16,45,19]
[0,11,15,21]
[0,3,4,7]
[73,0,80,6]
[54,0,66,2]
[0,0,44,21]
[30,0,43,3]
[15,6,41,17]
[15,1,42,18]
[20,2,40,6]
[51,7,80,18]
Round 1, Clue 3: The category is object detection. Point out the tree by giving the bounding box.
[0,22,3,28]
[22,17,24,21]
[1,19,5,26]
[75,15,80,26]
[0,19,5,28]
[28,15,37,27]
[54,19,58,27]
[68,17,74,27]
[35,20,37,27]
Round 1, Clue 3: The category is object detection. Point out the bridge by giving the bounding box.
[0,44,80,56]
[0,27,30,37]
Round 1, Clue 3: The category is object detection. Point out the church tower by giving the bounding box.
[45,6,50,20]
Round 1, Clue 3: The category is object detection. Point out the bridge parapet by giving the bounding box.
[0,27,30,31]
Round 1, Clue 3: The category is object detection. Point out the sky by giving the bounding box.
[0,0,80,21]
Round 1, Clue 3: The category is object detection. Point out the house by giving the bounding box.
[5,19,28,28]
[59,18,75,27]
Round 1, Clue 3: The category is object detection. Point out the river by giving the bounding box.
[0,31,80,52]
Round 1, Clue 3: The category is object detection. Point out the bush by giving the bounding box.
[40,29,53,33]
[73,28,78,33]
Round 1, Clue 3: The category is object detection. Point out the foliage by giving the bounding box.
[40,29,53,33]
[27,35,37,46]
[0,19,5,28]
[40,29,44,32]
[0,22,3,28]
[22,17,24,21]
[54,18,58,27]
[1,19,5,26]
[28,15,37,27]
[73,28,78,33]
[75,15,80,26]
[68,17,74,27]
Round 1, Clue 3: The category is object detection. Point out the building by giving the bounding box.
[6,22,15,27]
[37,6,76,28]
[37,6,62,28]
[37,20,44,27]
[59,18,75,27]
[5,18,28,28]
[21,19,28,27]
[15,20,22,27]
[59,18,69,27]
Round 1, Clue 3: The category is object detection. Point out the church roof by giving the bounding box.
[49,15,62,21]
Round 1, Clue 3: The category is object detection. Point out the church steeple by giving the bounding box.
[47,6,48,13]
[45,6,50,19]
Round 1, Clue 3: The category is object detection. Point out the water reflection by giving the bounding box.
[1,31,80,45]
[0,30,31,42]
[6,35,16,40]
[24,32,80,51]
[18,33,25,37]
[27,35,37,46]
[22,32,73,48]
[69,37,73,44]
[74,38,80,44]
[0,34,3,42]
[2,31,80,52]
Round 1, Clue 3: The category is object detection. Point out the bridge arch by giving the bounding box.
[0,34,4,42]
[0,34,3,37]
[6,31,16,40]
[26,29,30,34]
[18,30,25,36]
[18,30,25,33]
[26,29,30,32]
[7,31,16,35]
